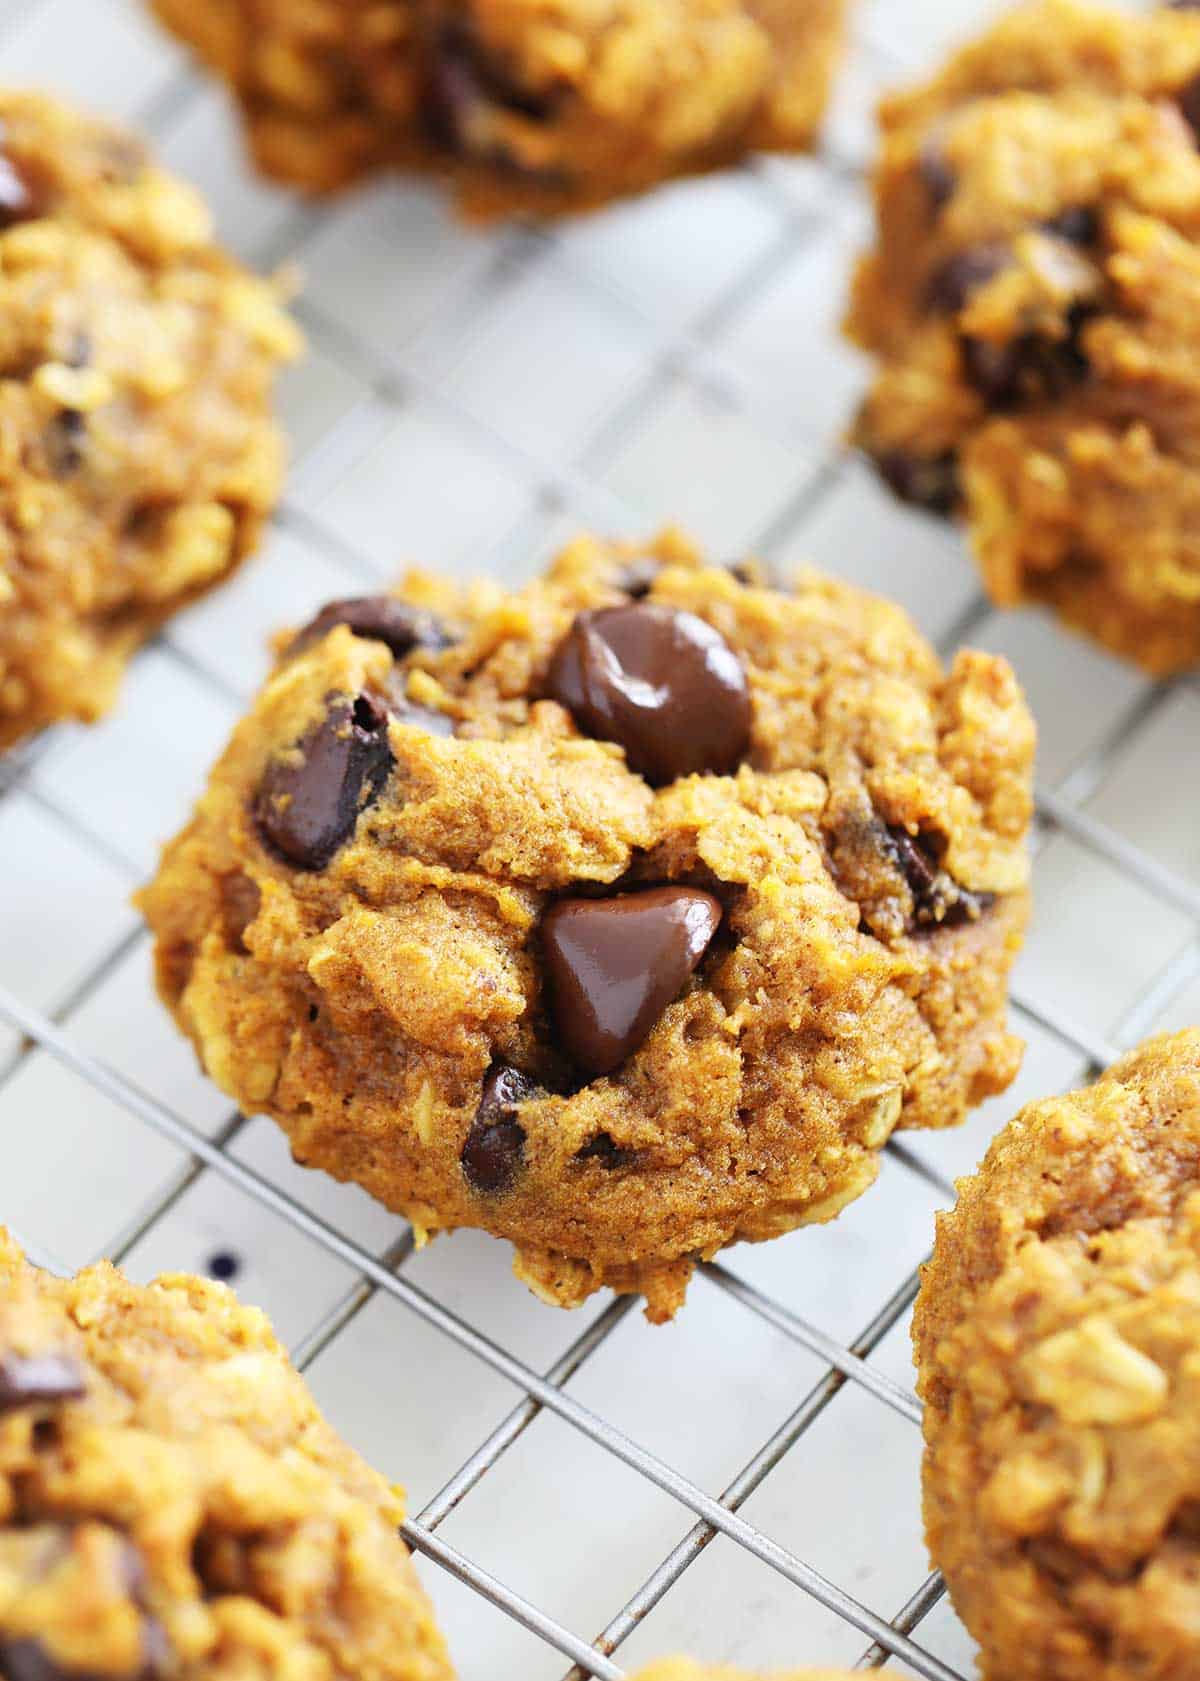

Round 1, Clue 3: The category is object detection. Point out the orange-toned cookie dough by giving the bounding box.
[0,1229,453,1681]
[915,1030,1200,1681]
[847,0,1200,674]
[0,91,299,750]
[148,0,844,216]
[139,529,1034,1321]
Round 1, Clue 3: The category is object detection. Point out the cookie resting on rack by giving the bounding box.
[0,91,300,751]
[139,530,1035,1322]
[915,1029,1200,1681]
[847,0,1200,675]
[0,1229,453,1681]
[147,0,845,217]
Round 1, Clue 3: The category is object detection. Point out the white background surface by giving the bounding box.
[0,0,1191,1677]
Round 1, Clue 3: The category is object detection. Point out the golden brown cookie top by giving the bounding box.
[0,1231,452,1681]
[915,1030,1200,1681]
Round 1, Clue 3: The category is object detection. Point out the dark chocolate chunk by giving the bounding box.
[961,303,1092,409]
[870,449,960,516]
[288,596,449,661]
[545,603,752,786]
[918,137,956,211]
[541,886,722,1075]
[461,1063,538,1194]
[254,694,393,871]
[887,825,994,930]
[0,1353,86,1414]
[924,243,1011,314]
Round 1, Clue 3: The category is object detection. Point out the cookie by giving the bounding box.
[914,1030,1200,1681]
[139,529,1034,1321]
[147,0,844,217]
[0,1229,453,1680]
[846,0,1200,674]
[0,92,300,751]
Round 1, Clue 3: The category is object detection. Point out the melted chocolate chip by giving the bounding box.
[542,886,722,1076]
[461,1063,538,1194]
[870,449,960,516]
[0,1353,86,1415]
[887,826,994,930]
[1040,206,1099,246]
[961,304,1093,409]
[918,137,956,211]
[546,604,752,786]
[288,596,449,661]
[577,1131,631,1168]
[925,244,1011,314]
[254,694,393,871]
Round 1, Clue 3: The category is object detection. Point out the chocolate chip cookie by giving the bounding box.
[147,0,844,216]
[0,92,300,751]
[0,1228,453,1681]
[915,1029,1200,1681]
[847,0,1200,674]
[139,530,1034,1321]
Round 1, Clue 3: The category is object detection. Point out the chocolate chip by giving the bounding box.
[1040,206,1099,246]
[961,306,1092,409]
[44,409,86,477]
[918,137,956,211]
[545,604,752,786]
[1180,71,1200,141]
[924,243,1011,314]
[461,1063,538,1194]
[423,20,555,160]
[542,886,722,1076]
[577,1131,631,1168]
[0,1353,86,1415]
[206,1250,241,1282]
[0,150,45,229]
[288,596,449,661]
[870,449,960,516]
[254,694,393,871]
[887,826,994,930]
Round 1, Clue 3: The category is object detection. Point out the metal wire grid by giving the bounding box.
[1,0,1198,1675]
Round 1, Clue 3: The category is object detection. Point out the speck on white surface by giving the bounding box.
[0,1,1198,1678]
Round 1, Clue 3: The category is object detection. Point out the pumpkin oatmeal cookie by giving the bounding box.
[147,0,844,216]
[0,91,299,751]
[915,1029,1200,1681]
[139,530,1034,1321]
[847,0,1200,674]
[0,1229,453,1681]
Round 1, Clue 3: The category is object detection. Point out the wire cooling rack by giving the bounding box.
[1,0,1196,1676]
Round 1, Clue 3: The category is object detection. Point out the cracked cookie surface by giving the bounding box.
[139,530,1034,1320]
[147,0,844,216]
[0,1229,453,1681]
[915,1030,1200,1681]
[0,91,299,750]
[847,0,1200,674]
